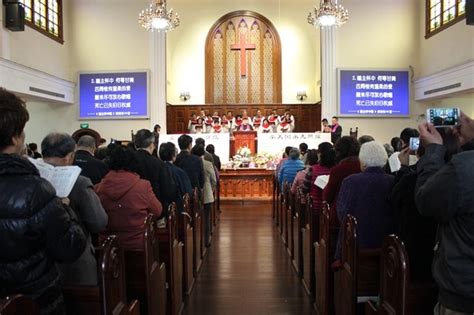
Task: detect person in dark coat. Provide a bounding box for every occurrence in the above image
[416,117,474,314]
[175,134,204,189]
[134,129,177,218]
[159,142,193,212]
[73,135,109,185]
[330,116,342,144]
[42,133,108,286]
[0,88,86,314]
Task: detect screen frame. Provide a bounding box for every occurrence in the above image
[76,69,151,120]
[337,67,411,118]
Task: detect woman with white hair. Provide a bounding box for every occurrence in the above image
[332,141,396,264]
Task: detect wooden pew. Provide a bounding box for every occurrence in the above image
[157,203,184,315]
[302,194,314,296]
[179,193,195,296]
[334,215,381,315]
[365,235,437,315]
[191,188,203,275]
[123,214,167,315]
[314,202,337,315]
[281,181,290,247]
[291,189,302,276]
[272,172,277,222]
[279,180,285,236]
[0,295,39,315]
[63,235,140,315]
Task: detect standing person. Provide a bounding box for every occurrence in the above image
[74,135,109,185]
[188,113,198,134]
[175,134,204,189]
[159,142,193,211]
[278,148,305,190]
[152,124,161,156]
[323,136,361,226]
[415,113,474,314]
[259,118,273,133]
[321,118,331,133]
[299,143,308,164]
[0,88,86,314]
[95,145,162,249]
[253,110,263,129]
[41,133,108,286]
[334,142,395,261]
[192,144,216,247]
[331,116,342,144]
[28,142,42,159]
[268,109,280,133]
[387,128,419,173]
[134,129,177,218]
[206,144,221,170]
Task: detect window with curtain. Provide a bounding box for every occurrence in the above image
[427,0,466,38]
[19,0,63,43]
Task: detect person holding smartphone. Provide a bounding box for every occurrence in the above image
[415,111,474,314]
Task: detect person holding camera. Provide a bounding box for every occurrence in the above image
[415,111,474,315]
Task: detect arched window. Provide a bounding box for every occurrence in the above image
[19,0,63,43]
[426,0,466,38]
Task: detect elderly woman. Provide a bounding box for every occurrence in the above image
[279,147,305,191]
[334,141,395,261]
[292,149,317,199]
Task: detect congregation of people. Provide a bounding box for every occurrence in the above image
[0,88,221,314]
[276,114,474,314]
[1,83,474,314]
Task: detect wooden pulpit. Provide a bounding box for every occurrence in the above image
[231,131,257,157]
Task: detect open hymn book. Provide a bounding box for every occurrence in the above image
[29,158,81,198]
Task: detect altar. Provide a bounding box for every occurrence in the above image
[219,168,274,201]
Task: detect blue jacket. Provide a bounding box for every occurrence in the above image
[279,158,304,189]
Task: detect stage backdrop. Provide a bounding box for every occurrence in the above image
[258,133,331,157]
[205,10,282,104]
[160,133,230,163]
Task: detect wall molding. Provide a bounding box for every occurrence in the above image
[0,57,75,104]
[414,60,474,100]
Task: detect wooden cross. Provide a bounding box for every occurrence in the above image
[231,33,256,77]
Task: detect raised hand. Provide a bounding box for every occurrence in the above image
[418,123,443,147]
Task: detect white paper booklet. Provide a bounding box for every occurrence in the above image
[315,175,330,190]
[29,158,81,198]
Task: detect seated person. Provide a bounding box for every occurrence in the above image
[293,149,317,203]
[233,114,243,131]
[387,128,419,173]
[278,148,305,190]
[95,145,162,249]
[41,133,108,285]
[204,114,214,133]
[0,88,86,313]
[194,117,204,134]
[334,141,395,261]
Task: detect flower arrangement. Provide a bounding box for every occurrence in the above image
[229,151,280,169]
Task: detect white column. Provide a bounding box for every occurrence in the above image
[320,26,337,120]
[149,31,167,133]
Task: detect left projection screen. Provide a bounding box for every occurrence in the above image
[78,71,149,119]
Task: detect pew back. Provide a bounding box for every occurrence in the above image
[334,215,380,315]
[181,193,195,295]
[314,202,331,315]
[0,295,39,315]
[366,235,437,315]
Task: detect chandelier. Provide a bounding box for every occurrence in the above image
[139,0,180,31]
[308,0,349,27]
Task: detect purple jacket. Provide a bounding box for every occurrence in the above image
[335,167,395,259]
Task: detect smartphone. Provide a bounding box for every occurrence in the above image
[426,107,460,128]
[409,137,419,151]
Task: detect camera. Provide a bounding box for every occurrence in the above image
[426,107,460,128]
[409,137,419,151]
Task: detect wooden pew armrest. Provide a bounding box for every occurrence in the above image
[128,300,140,315]
[365,300,379,315]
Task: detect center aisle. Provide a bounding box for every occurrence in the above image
[183,201,314,314]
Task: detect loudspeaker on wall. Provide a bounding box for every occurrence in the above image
[5,2,25,32]
[467,0,474,25]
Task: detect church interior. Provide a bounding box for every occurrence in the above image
[1,0,474,314]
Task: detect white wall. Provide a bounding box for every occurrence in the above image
[0,0,72,80]
[418,10,474,77]
[335,0,422,144]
